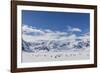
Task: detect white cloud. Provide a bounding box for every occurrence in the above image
[72,28,81,32]
[67,26,82,32]
[78,32,90,42]
[22,25,45,35]
[44,29,53,33]
[22,25,69,42]
[22,25,89,43]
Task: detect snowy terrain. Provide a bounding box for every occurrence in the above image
[22,25,90,62]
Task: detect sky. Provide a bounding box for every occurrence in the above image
[22,10,90,36]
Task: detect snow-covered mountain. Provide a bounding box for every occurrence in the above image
[22,38,90,53]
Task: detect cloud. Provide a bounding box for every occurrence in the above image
[22,25,45,35]
[22,24,68,36]
[44,29,53,33]
[71,28,81,32]
[22,25,69,42]
[78,32,90,41]
[22,25,89,42]
[67,26,82,32]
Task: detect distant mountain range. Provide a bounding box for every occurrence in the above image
[22,38,90,53]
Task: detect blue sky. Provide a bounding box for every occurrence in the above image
[22,10,90,36]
